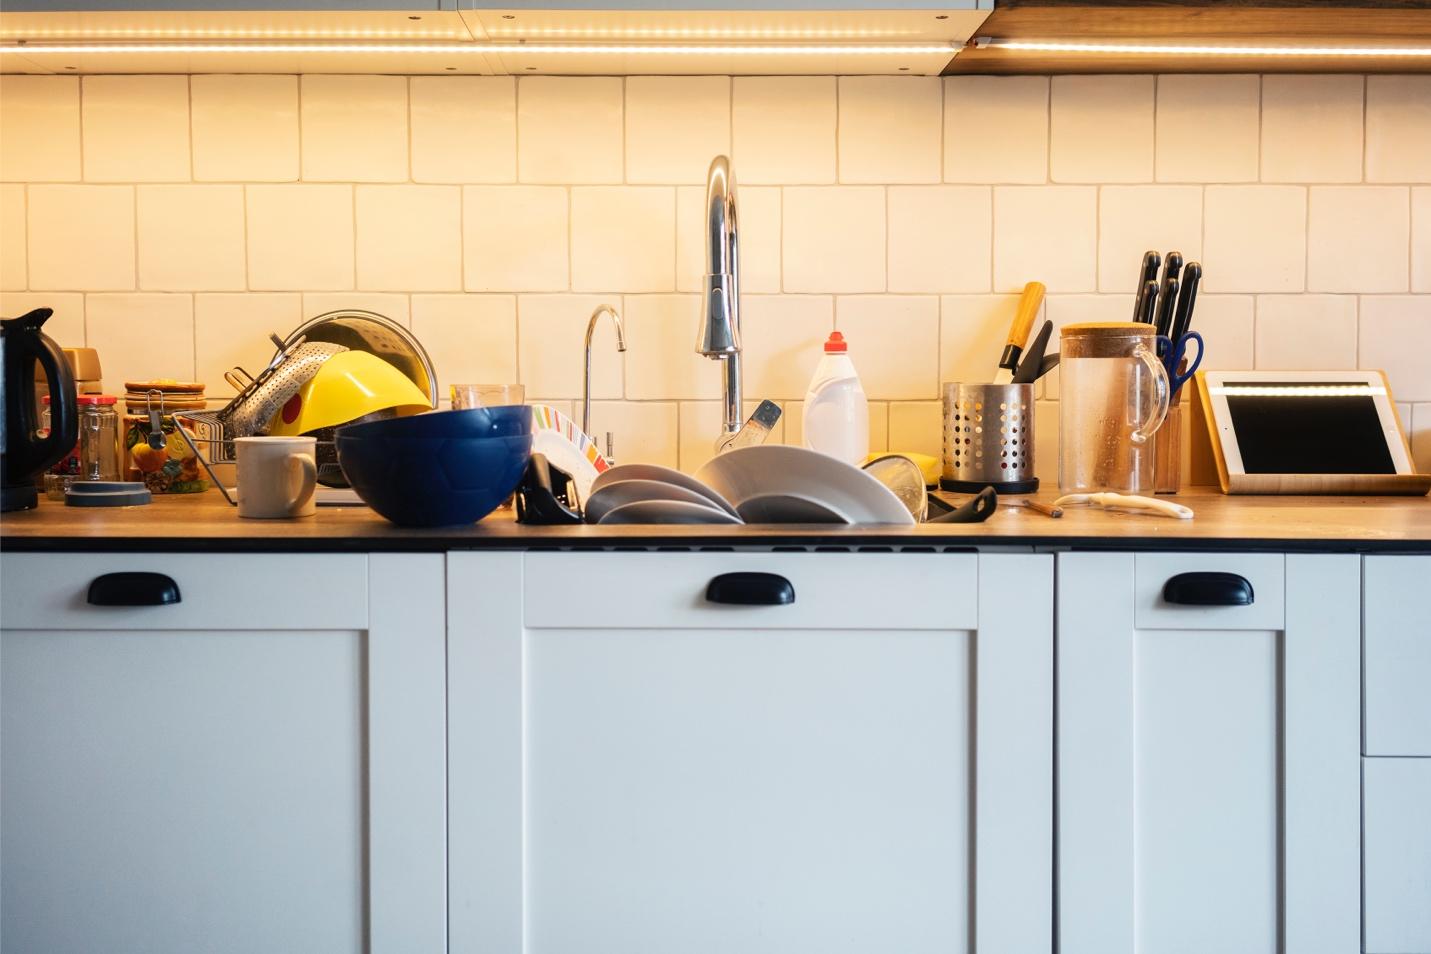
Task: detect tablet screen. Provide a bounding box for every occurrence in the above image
[1222,382,1396,474]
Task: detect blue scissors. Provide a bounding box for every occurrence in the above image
[1156,330,1203,398]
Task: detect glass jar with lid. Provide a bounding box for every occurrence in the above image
[42,394,122,499]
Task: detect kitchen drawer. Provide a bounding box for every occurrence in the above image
[521,552,978,631]
[1364,556,1431,756]
[0,553,368,631]
[1134,553,1284,631]
[1364,757,1431,954]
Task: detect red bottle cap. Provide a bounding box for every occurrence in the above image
[824,331,848,353]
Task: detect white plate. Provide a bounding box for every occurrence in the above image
[584,478,730,524]
[598,499,744,526]
[590,462,738,517]
[735,492,852,525]
[695,444,914,526]
[532,429,601,507]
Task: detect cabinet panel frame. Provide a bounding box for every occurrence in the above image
[448,550,1053,953]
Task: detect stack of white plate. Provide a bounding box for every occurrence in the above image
[584,446,914,526]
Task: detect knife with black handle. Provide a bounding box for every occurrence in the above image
[1154,275,1180,337]
[1137,280,1159,326]
[1132,250,1161,322]
[1170,262,1201,342]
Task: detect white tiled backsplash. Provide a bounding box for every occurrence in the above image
[1,72,1429,476]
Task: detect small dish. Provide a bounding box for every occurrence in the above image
[590,462,739,517]
[584,478,728,524]
[597,499,744,525]
[735,492,851,524]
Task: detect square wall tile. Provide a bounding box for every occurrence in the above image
[0,76,80,182]
[1366,76,1431,183]
[85,294,194,395]
[246,185,354,291]
[518,77,623,184]
[782,187,885,293]
[1308,186,1409,294]
[27,185,134,291]
[517,294,623,400]
[1097,186,1203,292]
[82,76,189,183]
[1414,188,1431,293]
[944,76,1048,184]
[1254,295,1357,370]
[888,186,991,293]
[300,76,408,183]
[0,186,25,290]
[739,294,833,400]
[1203,186,1307,293]
[993,186,1097,293]
[939,294,1020,387]
[1361,296,1431,402]
[571,187,675,293]
[410,294,518,396]
[679,400,784,473]
[626,77,730,185]
[732,77,836,185]
[411,77,515,184]
[1261,76,1363,183]
[1050,75,1154,183]
[1155,75,1259,183]
[835,296,939,400]
[0,292,85,347]
[463,186,567,293]
[887,401,942,459]
[581,400,678,469]
[195,293,302,395]
[676,184,779,294]
[137,185,246,291]
[191,75,298,182]
[622,294,721,401]
[356,185,462,292]
[838,76,941,184]
[1185,295,1254,371]
[301,292,408,327]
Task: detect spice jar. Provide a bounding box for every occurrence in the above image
[123,381,209,494]
[41,394,122,499]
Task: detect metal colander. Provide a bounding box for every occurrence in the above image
[940,382,1039,494]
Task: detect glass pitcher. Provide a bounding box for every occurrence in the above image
[1058,322,1170,493]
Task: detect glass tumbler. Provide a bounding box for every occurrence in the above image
[1058,322,1170,493]
[450,384,525,410]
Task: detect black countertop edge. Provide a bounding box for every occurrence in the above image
[4,536,1429,555]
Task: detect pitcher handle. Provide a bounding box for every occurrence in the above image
[1130,339,1170,446]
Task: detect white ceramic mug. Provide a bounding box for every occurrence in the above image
[235,436,317,519]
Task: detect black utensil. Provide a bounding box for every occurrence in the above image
[1170,262,1201,343]
[1013,319,1054,384]
[926,485,998,524]
[1132,251,1160,321]
[1036,353,1060,379]
[1137,280,1159,325]
[1154,275,1180,337]
[1160,250,1183,290]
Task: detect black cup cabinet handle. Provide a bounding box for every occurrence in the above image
[87,572,182,607]
[1162,572,1254,607]
[705,572,795,607]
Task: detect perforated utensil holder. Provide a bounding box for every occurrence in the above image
[941,382,1038,494]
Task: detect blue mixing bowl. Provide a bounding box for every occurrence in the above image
[338,405,532,442]
[336,431,533,527]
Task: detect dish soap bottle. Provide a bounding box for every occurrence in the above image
[802,331,869,466]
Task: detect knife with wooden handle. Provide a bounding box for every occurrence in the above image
[996,281,1045,384]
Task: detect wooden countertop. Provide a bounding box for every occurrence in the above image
[3,487,1429,553]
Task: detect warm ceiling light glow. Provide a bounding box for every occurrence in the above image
[1,40,956,55]
[979,38,1431,57]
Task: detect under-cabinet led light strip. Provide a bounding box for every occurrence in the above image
[978,38,1431,57]
[1211,385,1388,397]
[1,40,957,56]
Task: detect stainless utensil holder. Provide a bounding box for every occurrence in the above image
[941,382,1039,494]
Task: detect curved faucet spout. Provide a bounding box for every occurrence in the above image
[583,303,626,439]
[695,155,743,446]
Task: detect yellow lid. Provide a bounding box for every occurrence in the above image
[267,350,433,436]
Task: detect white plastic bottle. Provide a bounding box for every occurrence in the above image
[801,331,869,466]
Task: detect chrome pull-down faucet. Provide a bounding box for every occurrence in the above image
[695,155,743,452]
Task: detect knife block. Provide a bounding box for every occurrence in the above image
[1152,403,1183,494]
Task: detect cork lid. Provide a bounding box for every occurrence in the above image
[1060,321,1156,338]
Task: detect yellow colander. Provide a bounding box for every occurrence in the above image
[267,350,433,437]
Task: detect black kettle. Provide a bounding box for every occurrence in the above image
[2,308,78,512]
